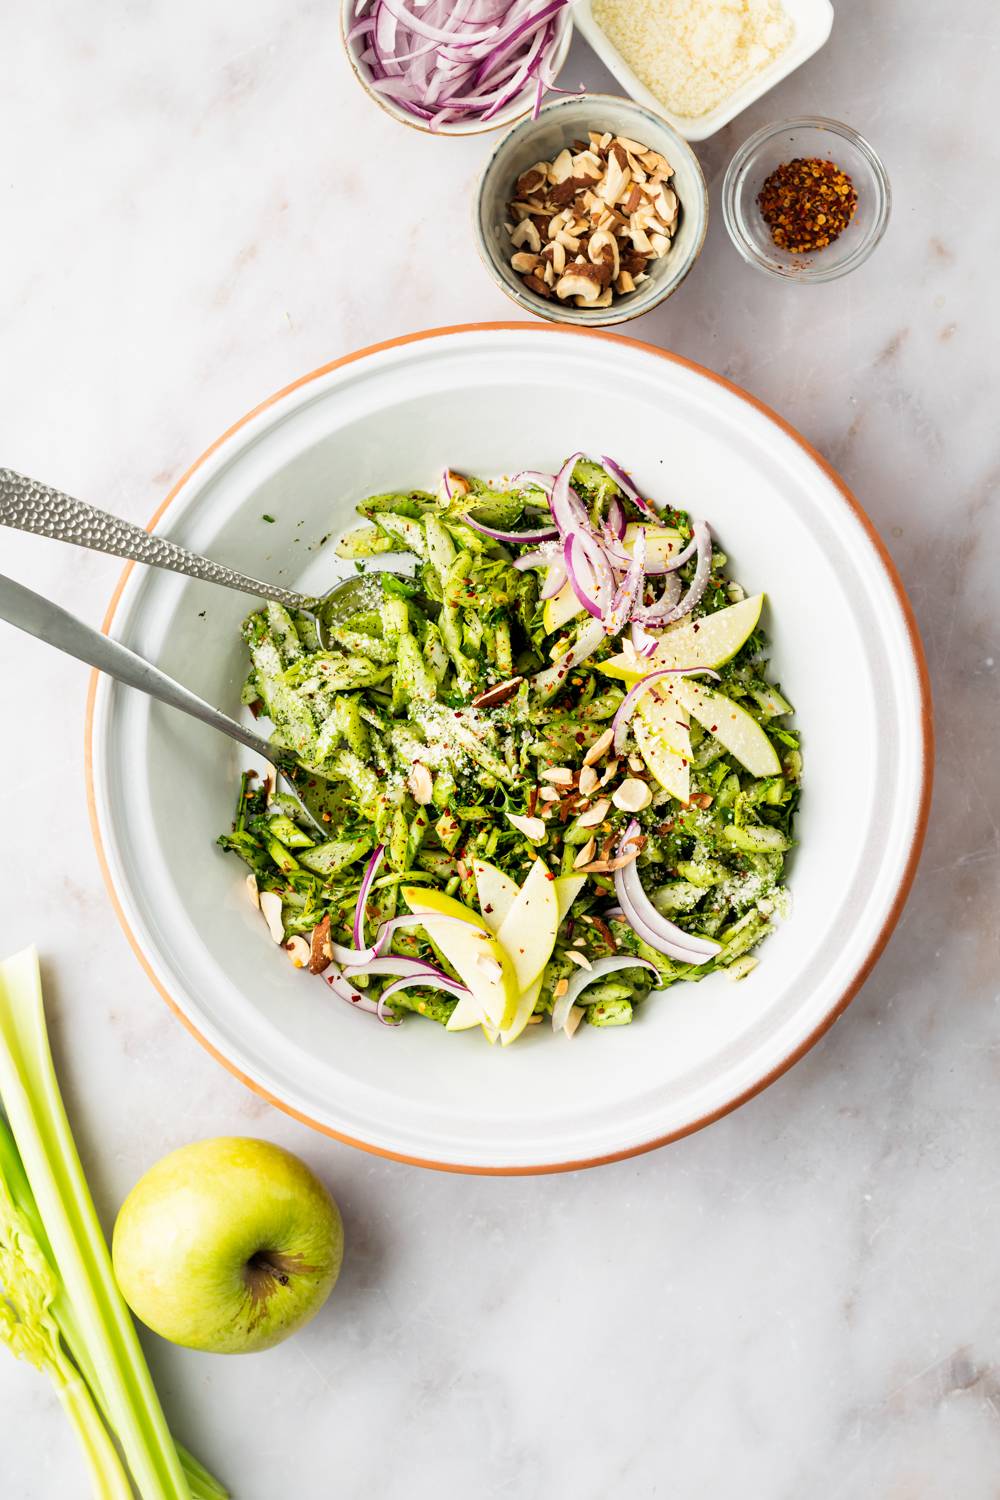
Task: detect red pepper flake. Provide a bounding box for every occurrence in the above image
[758,157,858,254]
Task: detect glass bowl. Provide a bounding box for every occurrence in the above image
[722,117,891,282]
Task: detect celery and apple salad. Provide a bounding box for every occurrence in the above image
[218,454,801,1044]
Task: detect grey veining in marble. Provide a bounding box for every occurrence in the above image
[1,1,999,1495]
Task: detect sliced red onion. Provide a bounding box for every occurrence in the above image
[463,514,558,544]
[353,843,385,950]
[604,524,645,634]
[598,455,668,526]
[324,970,381,1013]
[332,909,470,970]
[511,542,565,598]
[549,452,592,537]
[551,954,661,1032]
[512,543,558,571]
[611,666,720,755]
[630,620,661,657]
[376,996,405,1026]
[541,556,568,599]
[614,821,721,963]
[351,0,571,131]
[374,911,467,955]
[632,521,712,626]
[469,0,566,80]
[377,0,499,46]
[479,17,549,120]
[330,937,377,967]
[343,955,451,980]
[565,532,613,620]
[607,498,626,540]
[659,532,699,572]
[342,955,461,1027]
[511,469,555,494]
[645,572,681,615]
[379,974,472,1006]
[600,531,691,577]
[441,467,454,499]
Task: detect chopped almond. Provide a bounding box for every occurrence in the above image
[573,837,597,868]
[522,272,551,299]
[505,128,680,310]
[308,916,333,974]
[583,728,614,765]
[577,797,611,828]
[285,935,311,969]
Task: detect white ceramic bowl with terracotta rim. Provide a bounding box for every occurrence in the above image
[86,323,932,1174]
[339,0,574,138]
[475,94,708,326]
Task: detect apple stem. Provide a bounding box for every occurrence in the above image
[244,1250,296,1304]
[254,1258,289,1286]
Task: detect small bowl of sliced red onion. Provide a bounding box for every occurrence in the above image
[341,0,576,137]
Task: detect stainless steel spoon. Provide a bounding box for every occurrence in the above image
[0,571,325,834]
[0,466,392,634]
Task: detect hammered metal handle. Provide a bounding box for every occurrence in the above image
[0,467,310,610]
[0,568,325,832]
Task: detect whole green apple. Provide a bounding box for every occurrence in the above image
[112,1137,343,1354]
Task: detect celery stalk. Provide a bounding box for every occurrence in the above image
[0,947,191,1499]
[0,1162,134,1499]
[0,1115,226,1500]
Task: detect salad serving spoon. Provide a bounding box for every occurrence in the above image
[0,467,398,635]
[0,571,326,834]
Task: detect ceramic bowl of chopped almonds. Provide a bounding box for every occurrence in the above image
[475,95,708,326]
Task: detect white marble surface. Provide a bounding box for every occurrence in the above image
[1,2,998,1495]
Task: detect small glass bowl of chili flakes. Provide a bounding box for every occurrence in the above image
[722,117,890,282]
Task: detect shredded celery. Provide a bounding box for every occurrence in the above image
[219,459,801,1031]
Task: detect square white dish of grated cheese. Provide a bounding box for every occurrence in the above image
[574,0,834,142]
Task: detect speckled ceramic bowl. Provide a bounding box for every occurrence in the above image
[475,95,708,326]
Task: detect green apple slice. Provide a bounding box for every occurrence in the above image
[671,679,782,777]
[543,523,683,633]
[634,688,691,804]
[401,885,490,932]
[401,886,520,1031]
[552,873,586,916]
[496,860,559,994]
[499,871,586,1046]
[472,859,520,934]
[447,990,487,1032]
[599,593,764,683]
[496,975,542,1047]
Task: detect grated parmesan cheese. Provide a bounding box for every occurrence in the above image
[591,0,794,119]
